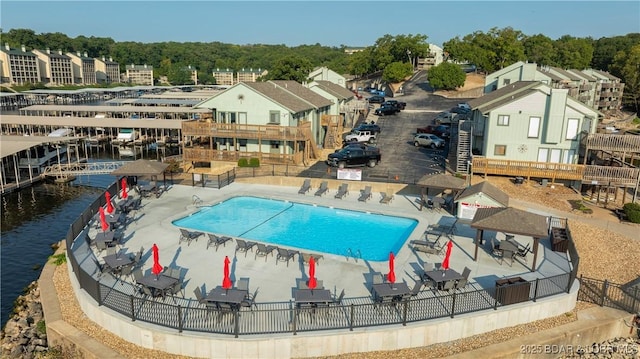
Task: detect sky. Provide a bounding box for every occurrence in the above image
[2,1,639,48]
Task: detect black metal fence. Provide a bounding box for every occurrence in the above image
[578,276,640,314]
[62,186,579,337]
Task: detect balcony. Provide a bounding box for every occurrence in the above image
[183,148,302,165]
[182,121,311,142]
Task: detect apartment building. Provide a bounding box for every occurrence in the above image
[186,65,198,85]
[212,68,234,86]
[0,44,41,85]
[95,57,120,84]
[236,68,267,83]
[31,49,73,85]
[484,61,625,114]
[66,52,97,85]
[416,44,444,70]
[126,64,154,85]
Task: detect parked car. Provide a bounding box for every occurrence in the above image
[413,133,445,148]
[344,129,377,143]
[374,105,397,116]
[450,106,470,114]
[354,123,381,134]
[434,111,456,124]
[416,124,450,139]
[382,100,406,111]
[368,95,385,104]
[327,143,381,168]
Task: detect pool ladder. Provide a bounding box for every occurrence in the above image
[192,195,203,207]
[346,248,362,262]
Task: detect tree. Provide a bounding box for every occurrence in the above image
[167,66,193,85]
[428,62,466,90]
[523,34,555,66]
[444,27,525,73]
[263,55,313,82]
[612,44,640,113]
[592,33,640,73]
[382,62,412,83]
[553,35,594,69]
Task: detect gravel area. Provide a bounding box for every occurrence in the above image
[52,176,639,359]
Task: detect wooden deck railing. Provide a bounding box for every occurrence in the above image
[471,157,640,185]
[584,133,640,153]
[182,121,310,141]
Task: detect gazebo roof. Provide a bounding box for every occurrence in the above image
[470,207,549,238]
[416,173,466,190]
[110,159,169,177]
[456,181,509,207]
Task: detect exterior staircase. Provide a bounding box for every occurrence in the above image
[449,120,472,173]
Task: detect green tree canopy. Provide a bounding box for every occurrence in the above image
[444,27,525,73]
[263,55,314,82]
[523,34,556,66]
[553,35,594,69]
[428,62,466,90]
[612,44,640,112]
[382,62,413,83]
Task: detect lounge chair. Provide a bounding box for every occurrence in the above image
[413,240,445,255]
[255,243,276,261]
[235,239,257,257]
[314,181,329,196]
[298,179,312,194]
[276,247,298,266]
[380,191,394,204]
[358,186,372,202]
[207,233,232,251]
[334,183,349,199]
[179,228,204,246]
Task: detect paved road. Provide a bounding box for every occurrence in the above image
[303,71,474,183]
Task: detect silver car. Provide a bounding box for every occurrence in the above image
[413,133,445,148]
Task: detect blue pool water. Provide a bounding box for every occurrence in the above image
[172,196,418,261]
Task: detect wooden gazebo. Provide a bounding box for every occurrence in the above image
[416,173,467,210]
[470,207,549,272]
[111,159,170,187]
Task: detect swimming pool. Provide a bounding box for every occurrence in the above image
[172,196,418,261]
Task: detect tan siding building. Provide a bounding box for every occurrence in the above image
[0,44,40,85]
[32,49,74,85]
[95,57,120,84]
[126,64,154,85]
[66,52,97,85]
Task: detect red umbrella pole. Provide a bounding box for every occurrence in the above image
[387,252,396,284]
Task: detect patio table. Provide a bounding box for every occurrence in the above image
[293,289,332,306]
[205,286,247,309]
[371,282,410,302]
[94,231,115,247]
[423,269,464,290]
[102,252,133,271]
[137,273,178,297]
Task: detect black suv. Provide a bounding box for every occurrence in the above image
[374,105,397,116]
[367,95,385,104]
[382,100,406,111]
[354,123,381,134]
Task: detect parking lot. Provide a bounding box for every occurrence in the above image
[305,71,473,184]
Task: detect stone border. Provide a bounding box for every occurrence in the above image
[39,241,124,359]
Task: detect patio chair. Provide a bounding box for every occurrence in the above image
[410,281,423,296]
[255,243,276,261]
[297,279,309,290]
[461,266,471,281]
[358,186,372,202]
[141,285,155,301]
[235,239,257,257]
[298,179,312,194]
[276,247,298,266]
[193,287,207,305]
[132,268,144,284]
[236,278,250,292]
[455,277,468,291]
[334,289,345,305]
[314,181,329,196]
[441,280,455,292]
[168,281,184,299]
[514,242,532,262]
[106,246,117,257]
[372,273,384,285]
[207,233,232,251]
[96,240,108,254]
[93,258,110,279]
[179,228,204,246]
[490,238,504,259]
[166,267,181,279]
[119,263,134,283]
[380,191,394,204]
[241,290,258,310]
[131,247,144,267]
[334,183,349,199]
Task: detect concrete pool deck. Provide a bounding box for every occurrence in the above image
[66,180,577,358]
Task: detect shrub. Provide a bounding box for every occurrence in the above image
[248,158,260,167]
[237,158,249,167]
[49,253,66,266]
[623,202,640,223]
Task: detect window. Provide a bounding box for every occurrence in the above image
[528,117,541,138]
[497,115,509,126]
[238,139,247,147]
[549,149,562,163]
[270,141,280,149]
[269,111,280,124]
[566,118,579,140]
[562,149,576,164]
[494,145,507,156]
[537,148,548,162]
[503,79,511,86]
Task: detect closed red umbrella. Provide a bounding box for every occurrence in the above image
[308,256,317,290]
[105,191,114,214]
[121,177,128,199]
[152,243,163,276]
[387,252,396,284]
[222,256,232,289]
[442,240,453,271]
[98,207,109,232]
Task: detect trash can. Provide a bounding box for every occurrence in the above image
[541,179,549,187]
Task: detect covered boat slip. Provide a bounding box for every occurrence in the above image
[17,104,209,119]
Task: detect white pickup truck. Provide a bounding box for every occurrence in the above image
[344,129,377,143]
